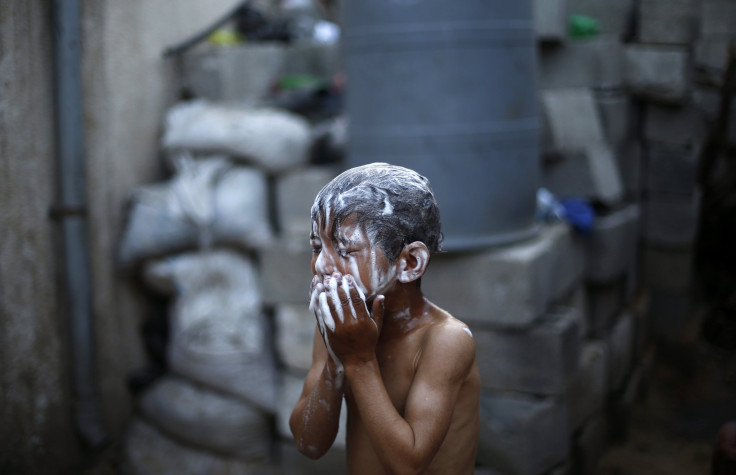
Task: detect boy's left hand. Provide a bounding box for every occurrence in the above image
[314,273,385,365]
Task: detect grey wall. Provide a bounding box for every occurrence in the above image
[0,0,249,470]
[0,2,79,472]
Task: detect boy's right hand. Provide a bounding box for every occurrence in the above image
[309,273,385,366]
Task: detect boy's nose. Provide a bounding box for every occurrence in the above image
[314,249,336,276]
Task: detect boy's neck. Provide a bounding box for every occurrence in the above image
[379,283,431,338]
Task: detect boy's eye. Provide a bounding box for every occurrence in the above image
[338,249,351,258]
[311,246,322,254]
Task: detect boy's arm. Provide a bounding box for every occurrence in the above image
[344,325,476,474]
[288,327,345,459]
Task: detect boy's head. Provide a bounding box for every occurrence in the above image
[311,163,443,263]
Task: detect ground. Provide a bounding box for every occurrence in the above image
[598,325,736,475]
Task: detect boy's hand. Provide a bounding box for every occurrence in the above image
[310,273,385,365]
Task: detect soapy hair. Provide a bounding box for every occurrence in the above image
[311,162,443,262]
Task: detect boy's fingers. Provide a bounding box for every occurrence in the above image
[319,292,336,332]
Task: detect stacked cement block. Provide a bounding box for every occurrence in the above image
[532,1,655,473]
[628,0,725,347]
[424,224,587,475]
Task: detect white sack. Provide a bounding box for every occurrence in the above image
[162,100,312,173]
[143,250,277,413]
[121,418,276,475]
[139,376,271,460]
[119,156,272,266]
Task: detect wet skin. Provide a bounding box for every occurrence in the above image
[290,215,481,474]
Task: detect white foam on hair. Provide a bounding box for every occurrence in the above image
[323,193,334,226]
[381,194,393,215]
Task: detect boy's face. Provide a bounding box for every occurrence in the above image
[310,213,399,301]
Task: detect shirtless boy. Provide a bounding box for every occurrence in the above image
[290,163,480,474]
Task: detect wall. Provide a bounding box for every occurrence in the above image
[0,0,250,471]
[0,2,78,472]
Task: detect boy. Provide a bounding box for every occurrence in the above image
[290,163,480,474]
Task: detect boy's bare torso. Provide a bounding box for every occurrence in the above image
[337,304,480,474]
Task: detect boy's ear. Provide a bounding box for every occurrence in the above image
[398,241,430,283]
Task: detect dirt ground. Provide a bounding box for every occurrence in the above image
[597,333,736,475]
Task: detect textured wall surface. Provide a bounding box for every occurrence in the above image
[0,0,246,471]
[0,1,77,472]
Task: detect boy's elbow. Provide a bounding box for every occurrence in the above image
[294,438,328,460]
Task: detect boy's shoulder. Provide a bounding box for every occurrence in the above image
[421,303,476,359]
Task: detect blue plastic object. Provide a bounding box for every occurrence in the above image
[560,198,595,236]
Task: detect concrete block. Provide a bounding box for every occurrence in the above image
[701,1,736,37]
[275,166,338,242]
[692,88,736,147]
[648,289,696,344]
[606,312,636,392]
[568,0,635,35]
[181,43,340,103]
[423,224,585,328]
[539,36,624,90]
[542,88,605,150]
[567,341,609,432]
[643,245,694,291]
[586,204,640,283]
[473,308,582,395]
[275,304,315,372]
[586,277,626,338]
[552,286,589,339]
[595,91,634,146]
[260,240,313,305]
[279,440,346,475]
[542,143,624,205]
[624,45,690,104]
[617,141,643,200]
[644,103,707,147]
[638,0,697,45]
[534,0,569,42]
[695,37,734,70]
[278,371,348,448]
[477,393,569,475]
[644,143,700,195]
[573,412,609,475]
[643,190,701,248]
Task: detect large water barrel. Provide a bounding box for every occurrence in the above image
[342,0,540,250]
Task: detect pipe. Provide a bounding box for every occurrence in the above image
[52,0,109,449]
